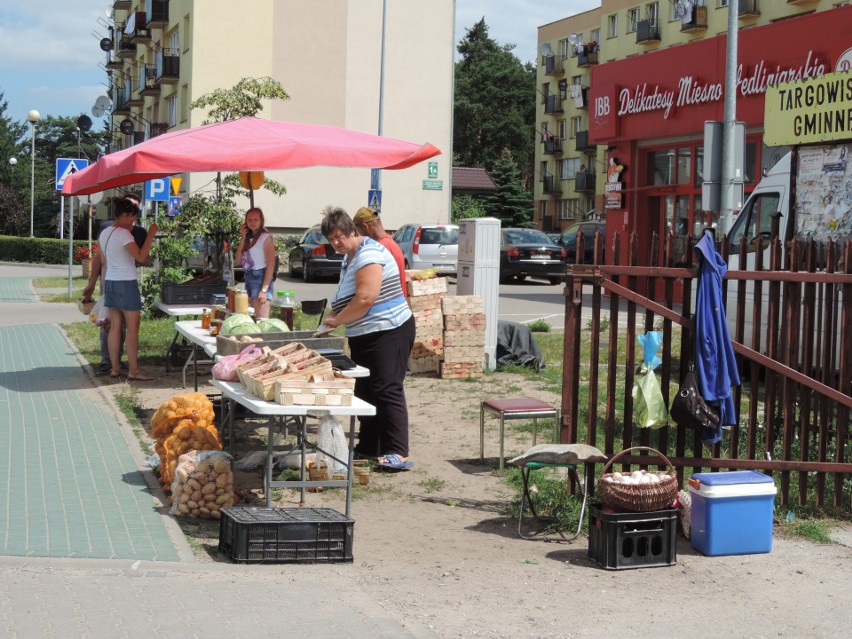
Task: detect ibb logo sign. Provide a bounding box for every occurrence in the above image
[835,47,852,72]
[595,96,611,117]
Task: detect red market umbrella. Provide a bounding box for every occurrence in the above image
[61,117,441,196]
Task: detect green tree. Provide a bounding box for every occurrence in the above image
[483,151,533,228]
[454,19,536,185]
[451,194,487,223]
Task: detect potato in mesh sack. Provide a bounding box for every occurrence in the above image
[169,450,235,519]
[151,392,215,439]
[158,423,223,489]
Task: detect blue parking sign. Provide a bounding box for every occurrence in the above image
[168,196,182,216]
[145,178,169,201]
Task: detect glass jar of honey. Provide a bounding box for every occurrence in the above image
[200,309,211,330]
[209,319,222,336]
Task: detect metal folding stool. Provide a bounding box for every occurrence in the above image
[480,398,559,471]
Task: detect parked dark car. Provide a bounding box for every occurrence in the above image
[499,228,567,285]
[287,224,343,282]
[557,220,606,264]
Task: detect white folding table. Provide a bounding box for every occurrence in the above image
[174,320,217,390]
[211,379,376,516]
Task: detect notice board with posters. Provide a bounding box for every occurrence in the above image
[795,143,852,241]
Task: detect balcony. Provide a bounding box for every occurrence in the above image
[543,55,564,76]
[636,19,660,44]
[575,171,596,193]
[575,130,595,152]
[577,50,598,67]
[138,64,159,97]
[738,0,759,18]
[127,12,150,45]
[146,0,169,29]
[150,122,170,138]
[543,95,563,115]
[542,175,561,195]
[542,137,563,155]
[113,0,131,10]
[111,86,130,116]
[105,53,123,70]
[568,85,588,109]
[115,33,136,59]
[132,131,147,146]
[680,6,708,33]
[156,48,180,84]
[127,76,144,107]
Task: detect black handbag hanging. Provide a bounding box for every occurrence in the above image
[670,366,720,432]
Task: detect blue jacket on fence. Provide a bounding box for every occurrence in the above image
[694,233,741,444]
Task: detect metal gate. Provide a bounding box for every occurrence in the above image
[560,224,852,509]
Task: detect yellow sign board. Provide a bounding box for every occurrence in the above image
[170,177,182,196]
[764,71,852,147]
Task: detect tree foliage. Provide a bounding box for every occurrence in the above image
[453,20,536,185]
[190,76,290,124]
[482,151,534,228]
[451,194,487,224]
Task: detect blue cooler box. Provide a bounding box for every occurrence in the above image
[689,470,776,556]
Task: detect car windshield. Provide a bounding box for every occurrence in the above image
[420,228,458,244]
[303,229,330,245]
[504,229,554,245]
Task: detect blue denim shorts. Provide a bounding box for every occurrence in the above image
[244,268,273,300]
[104,279,142,311]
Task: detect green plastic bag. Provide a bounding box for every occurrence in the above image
[632,331,668,428]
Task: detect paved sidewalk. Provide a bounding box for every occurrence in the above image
[0,263,419,638]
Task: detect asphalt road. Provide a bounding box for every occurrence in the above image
[276,273,570,329]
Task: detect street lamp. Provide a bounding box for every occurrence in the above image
[7,157,16,183]
[27,109,40,237]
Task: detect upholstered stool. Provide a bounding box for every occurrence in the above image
[480,398,559,471]
[509,443,607,541]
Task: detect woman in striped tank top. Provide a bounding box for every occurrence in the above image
[319,206,416,470]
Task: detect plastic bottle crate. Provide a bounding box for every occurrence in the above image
[587,503,677,570]
[219,507,354,564]
[161,282,226,305]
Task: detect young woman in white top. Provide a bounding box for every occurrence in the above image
[235,207,276,318]
[100,197,158,380]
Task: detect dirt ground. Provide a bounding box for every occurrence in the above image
[102,364,852,639]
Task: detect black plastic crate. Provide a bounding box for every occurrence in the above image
[161,281,226,305]
[588,503,677,570]
[219,507,354,564]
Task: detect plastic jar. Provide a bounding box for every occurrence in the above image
[235,289,249,314]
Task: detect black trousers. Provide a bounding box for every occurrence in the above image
[348,315,416,458]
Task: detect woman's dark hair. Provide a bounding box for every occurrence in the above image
[114,197,138,217]
[320,206,355,238]
[242,207,268,250]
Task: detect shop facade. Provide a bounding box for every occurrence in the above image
[587,6,852,270]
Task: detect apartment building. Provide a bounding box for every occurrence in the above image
[103,0,454,232]
[536,0,851,267]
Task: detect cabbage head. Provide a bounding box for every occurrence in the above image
[256,318,290,333]
[221,313,255,335]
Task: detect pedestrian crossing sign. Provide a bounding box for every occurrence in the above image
[368,189,382,212]
[55,158,89,191]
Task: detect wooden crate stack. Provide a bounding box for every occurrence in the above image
[440,295,485,379]
[406,276,449,374]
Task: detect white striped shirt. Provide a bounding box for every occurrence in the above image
[331,237,411,337]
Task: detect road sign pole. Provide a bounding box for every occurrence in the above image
[59,197,65,240]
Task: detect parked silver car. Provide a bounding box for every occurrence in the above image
[392,223,459,275]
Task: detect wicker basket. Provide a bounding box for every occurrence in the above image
[596,446,679,512]
[77,299,96,315]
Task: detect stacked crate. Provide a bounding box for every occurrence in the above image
[440,295,485,379]
[406,276,449,374]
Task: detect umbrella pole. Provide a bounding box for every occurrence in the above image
[249,186,255,208]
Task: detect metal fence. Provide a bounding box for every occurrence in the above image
[560,223,851,510]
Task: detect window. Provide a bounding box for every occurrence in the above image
[167,94,177,127]
[718,0,728,6]
[180,84,188,123]
[559,38,570,58]
[561,157,581,180]
[571,116,581,137]
[168,28,179,53]
[541,122,549,140]
[628,8,640,32]
[727,191,780,248]
[540,161,549,179]
[558,119,567,139]
[607,14,617,38]
[559,199,584,220]
[571,74,582,87]
[647,2,659,27]
[591,28,601,44]
[540,200,548,218]
[542,82,551,101]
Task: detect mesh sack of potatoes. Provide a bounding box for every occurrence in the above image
[169,450,235,519]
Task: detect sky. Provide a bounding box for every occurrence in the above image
[0,1,598,126]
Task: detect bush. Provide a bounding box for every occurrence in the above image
[0,235,91,264]
[528,319,551,333]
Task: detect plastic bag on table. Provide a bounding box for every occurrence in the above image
[169,450,235,519]
[632,331,668,428]
[212,344,262,381]
[316,415,348,479]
